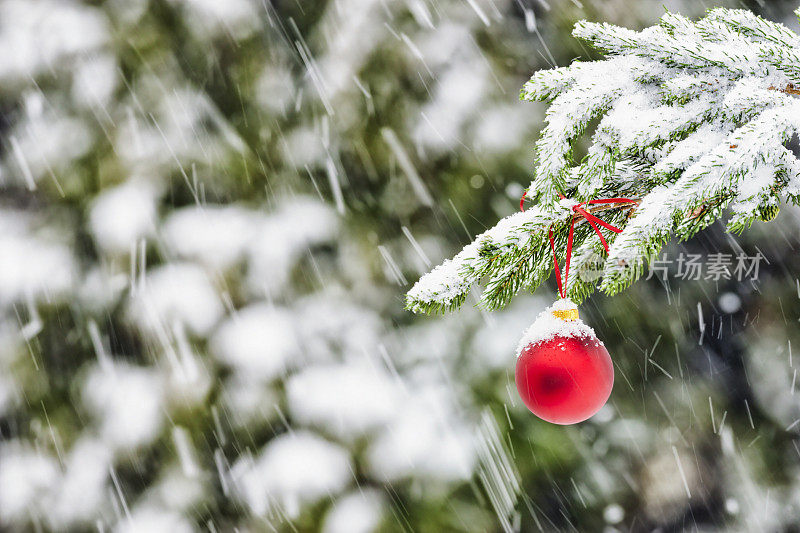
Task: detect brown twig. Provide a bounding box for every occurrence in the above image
[572,199,641,228]
[769,84,800,96]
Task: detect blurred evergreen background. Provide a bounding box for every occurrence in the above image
[1,0,800,531]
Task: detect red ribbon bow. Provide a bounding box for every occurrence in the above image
[520,193,637,299]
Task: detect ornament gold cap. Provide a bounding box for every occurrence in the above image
[552,308,579,321]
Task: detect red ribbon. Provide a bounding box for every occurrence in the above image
[520,193,637,299]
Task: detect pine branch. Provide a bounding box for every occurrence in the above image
[408,7,800,314]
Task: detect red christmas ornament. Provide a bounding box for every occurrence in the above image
[512,193,631,424]
[515,301,613,424]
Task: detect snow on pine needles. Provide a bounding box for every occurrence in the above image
[408,7,800,314]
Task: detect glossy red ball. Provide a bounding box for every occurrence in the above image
[515,334,613,424]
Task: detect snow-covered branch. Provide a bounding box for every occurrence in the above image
[408,7,800,313]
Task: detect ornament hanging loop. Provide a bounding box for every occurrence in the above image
[521,194,637,299]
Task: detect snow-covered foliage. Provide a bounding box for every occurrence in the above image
[3,0,800,531]
[0,0,524,529]
[408,7,800,313]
